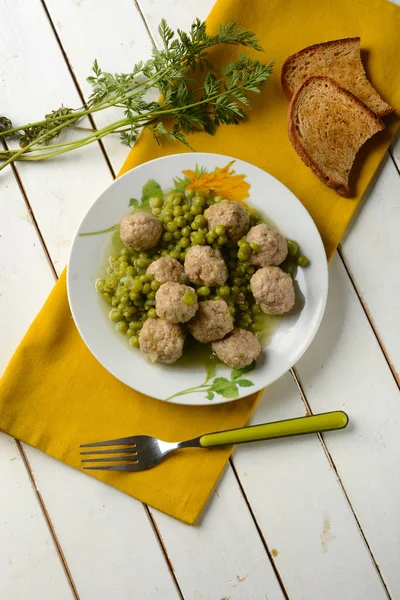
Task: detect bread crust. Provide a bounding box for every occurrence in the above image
[288,76,384,197]
[281,38,394,117]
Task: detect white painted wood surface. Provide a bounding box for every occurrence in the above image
[1,1,399,598]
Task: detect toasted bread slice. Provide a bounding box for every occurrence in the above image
[288,76,384,197]
[282,38,394,117]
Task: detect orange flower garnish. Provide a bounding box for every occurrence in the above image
[182,161,250,203]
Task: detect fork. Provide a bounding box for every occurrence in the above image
[80,410,348,472]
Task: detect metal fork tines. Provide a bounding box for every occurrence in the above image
[80,434,188,472]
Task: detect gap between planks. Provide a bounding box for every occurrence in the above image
[289,368,392,600]
[8,2,399,597]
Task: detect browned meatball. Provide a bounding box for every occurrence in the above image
[204,200,249,242]
[184,245,228,287]
[155,282,198,324]
[139,318,185,364]
[120,212,162,251]
[188,300,233,343]
[212,328,261,369]
[250,266,295,315]
[147,256,184,283]
[246,224,288,267]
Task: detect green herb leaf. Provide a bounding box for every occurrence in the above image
[231,361,256,380]
[173,175,191,192]
[129,197,139,207]
[235,379,254,388]
[141,179,162,208]
[206,391,215,400]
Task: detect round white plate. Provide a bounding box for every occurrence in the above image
[67,152,328,405]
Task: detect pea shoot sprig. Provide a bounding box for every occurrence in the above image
[0,19,273,171]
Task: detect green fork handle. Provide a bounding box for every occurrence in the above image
[199,411,349,448]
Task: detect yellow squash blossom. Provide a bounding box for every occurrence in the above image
[182,161,250,203]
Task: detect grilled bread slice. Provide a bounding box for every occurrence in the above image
[282,38,393,117]
[288,76,384,197]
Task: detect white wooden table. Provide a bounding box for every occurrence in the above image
[1,1,400,599]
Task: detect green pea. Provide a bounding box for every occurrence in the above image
[123,307,136,318]
[173,206,183,217]
[163,216,173,225]
[147,291,156,301]
[116,320,128,333]
[109,309,123,322]
[233,277,244,286]
[173,230,182,241]
[185,188,196,199]
[165,221,177,232]
[135,258,149,269]
[182,204,191,213]
[205,233,215,245]
[207,229,217,241]
[251,303,261,314]
[190,204,203,216]
[193,195,206,206]
[105,266,114,275]
[150,196,163,209]
[194,214,207,226]
[182,291,197,306]
[213,295,223,301]
[253,313,264,323]
[197,286,211,296]
[231,285,240,295]
[131,321,143,330]
[181,226,191,237]
[151,280,161,291]
[139,275,150,283]
[287,240,299,257]
[152,207,161,216]
[131,280,142,293]
[147,308,157,318]
[126,266,135,277]
[170,250,180,260]
[214,195,224,203]
[297,255,309,267]
[111,297,119,307]
[179,237,190,248]
[95,278,105,292]
[218,235,228,245]
[105,276,118,289]
[172,196,182,206]
[120,294,130,305]
[246,265,255,275]
[249,242,261,253]
[160,249,168,257]
[251,322,263,333]
[185,213,194,223]
[191,221,200,230]
[180,251,186,261]
[237,250,250,261]
[102,292,112,304]
[109,254,119,262]
[176,216,186,228]
[163,232,173,242]
[229,306,236,315]
[129,335,140,348]
[192,233,205,245]
[142,283,151,294]
[141,313,149,321]
[219,286,230,297]
[215,224,226,236]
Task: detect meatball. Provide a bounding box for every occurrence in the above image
[188,300,233,343]
[204,200,249,242]
[246,224,288,267]
[212,328,261,369]
[139,318,185,364]
[147,256,184,283]
[250,266,295,315]
[155,282,198,324]
[184,245,228,287]
[120,212,162,251]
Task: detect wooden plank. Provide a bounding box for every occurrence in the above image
[0,167,75,599]
[231,369,388,600]
[150,467,286,600]
[296,253,400,597]
[341,153,400,381]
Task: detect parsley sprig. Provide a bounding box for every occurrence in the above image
[0,19,273,171]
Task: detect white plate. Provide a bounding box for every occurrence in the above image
[67,152,328,405]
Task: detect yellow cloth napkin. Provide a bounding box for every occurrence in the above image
[0,0,399,525]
